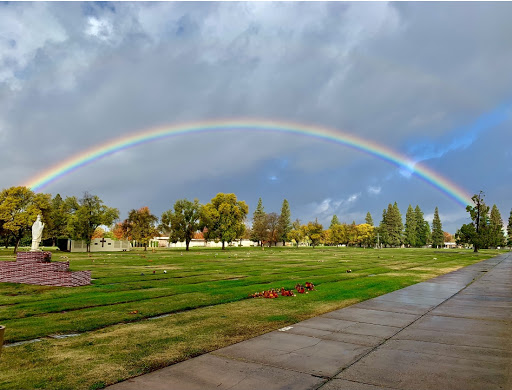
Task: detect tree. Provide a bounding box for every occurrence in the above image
[330,214,341,228]
[305,219,323,248]
[277,199,291,246]
[459,192,490,252]
[201,193,248,250]
[404,205,417,247]
[414,205,430,247]
[380,203,403,247]
[66,192,119,252]
[287,219,304,247]
[92,227,105,239]
[357,223,375,248]
[122,207,158,251]
[508,209,512,247]
[328,223,347,246]
[443,231,453,243]
[266,212,280,246]
[0,186,51,253]
[431,207,444,248]
[251,198,267,247]
[160,199,201,251]
[489,204,506,248]
[45,194,70,246]
[365,212,374,226]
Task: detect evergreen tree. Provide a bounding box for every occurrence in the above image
[389,202,404,247]
[489,204,505,247]
[431,207,444,248]
[251,198,267,246]
[414,205,429,247]
[330,214,341,228]
[277,199,291,245]
[365,212,373,226]
[404,205,417,247]
[508,209,512,247]
[379,208,389,247]
[381,203,403,247]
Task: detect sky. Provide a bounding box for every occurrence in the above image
[1,1,512,234]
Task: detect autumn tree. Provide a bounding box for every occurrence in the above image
[489,204,506,248]
[305,219,323,248]
[66,192,119,252]
[443,231,453,243]
[251,198,267,246]
[277,199,291,246]
[91,227,105,239]
[121,207,158,251]
[160,199,202,251]
[357,223,375,247]
[201,193,248,250]
[327,223,345,246]
[0,186,51,253]
[287,219,304,247]
[431,207,444,248]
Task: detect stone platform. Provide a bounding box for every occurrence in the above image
[108,252,512,390]
[0,251,91,287]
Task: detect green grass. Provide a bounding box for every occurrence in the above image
[0,246,503,389]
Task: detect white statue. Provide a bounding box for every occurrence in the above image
[31,215,45,252]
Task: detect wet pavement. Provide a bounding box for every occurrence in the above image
[108,253,512,390]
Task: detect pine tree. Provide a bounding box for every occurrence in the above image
[381,203,403,247]
[489,204,505,247]
[389,202,403,247]
[431,207,444,248]
[278,199,291,245]
[507,209,512,247]
[251,198,267,246]
[404,205,417,247]
[379,207,389,247]
[365,212,373,226]
[330,214,341,228]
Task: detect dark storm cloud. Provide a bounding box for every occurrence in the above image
[1,2,511,233]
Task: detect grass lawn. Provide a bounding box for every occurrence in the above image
[0,246,503,389]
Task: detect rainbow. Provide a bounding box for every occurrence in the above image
[23,119,473,206]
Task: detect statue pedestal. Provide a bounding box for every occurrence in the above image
[17,251,52,262]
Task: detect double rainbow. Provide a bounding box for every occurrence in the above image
[23,119,473,206]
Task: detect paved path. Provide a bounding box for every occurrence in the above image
[108,253,512,390]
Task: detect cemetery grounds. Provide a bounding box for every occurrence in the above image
[0,246,503,390]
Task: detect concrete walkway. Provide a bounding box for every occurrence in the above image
[108,253,512,390]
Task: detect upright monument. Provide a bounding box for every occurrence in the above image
[30,215,45,252]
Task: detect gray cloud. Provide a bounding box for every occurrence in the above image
[1,2,512,234]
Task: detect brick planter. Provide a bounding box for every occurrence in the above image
[0,252,91,287]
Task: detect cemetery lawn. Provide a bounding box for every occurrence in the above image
[0,246,503,390]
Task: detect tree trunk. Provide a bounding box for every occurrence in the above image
[13,238,20,254]
[222,240,225,250]
[144,244,147,251]
[186,238,190,251]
